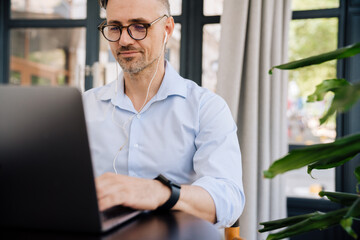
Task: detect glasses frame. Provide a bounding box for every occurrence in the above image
[98,15,169,42]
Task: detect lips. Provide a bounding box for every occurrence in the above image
[117,47,143,58]
[118,51,140,57]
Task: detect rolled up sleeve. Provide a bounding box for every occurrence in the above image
[192,93,245,228]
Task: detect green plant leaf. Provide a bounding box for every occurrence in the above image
[269,42,360,75]
[340,217,358,239]
[355,166,360,183]
[319,82,360,124]
[264,134,360,179]
[264,208,349,240]
[344,198,360,219]
[356,166,360,193]
[259,212,319,232]
[319,191,360,206]
[307,156,354,175]
[307,78,349,102]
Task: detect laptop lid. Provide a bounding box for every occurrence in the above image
[0,86,102,233]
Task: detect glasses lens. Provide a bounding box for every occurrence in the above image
[103,26,120,41]
[128,24,147,40]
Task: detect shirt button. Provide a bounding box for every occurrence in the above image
[134,144,139,148]
[136,114,141,119]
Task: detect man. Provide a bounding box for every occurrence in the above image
[83,0,245,228]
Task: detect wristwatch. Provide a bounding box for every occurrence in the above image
[154,174,181,211]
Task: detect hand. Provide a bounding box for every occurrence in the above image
[95,173,171,211]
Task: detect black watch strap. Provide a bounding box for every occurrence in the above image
[154,174,181,211]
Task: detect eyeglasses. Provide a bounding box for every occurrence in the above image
[98,15,168,42]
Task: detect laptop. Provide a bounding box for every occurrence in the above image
[0,86,141,233]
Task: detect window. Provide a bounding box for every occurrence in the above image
[285,0,341,199]
[5,0,91,91]
[288,18,338,146]
[10,28,86,87]
[292,0,339,11]
[202,24,221,92]
[204,0,223,16]
[11,0,87,19]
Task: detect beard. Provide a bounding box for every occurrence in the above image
[117,46,158,74]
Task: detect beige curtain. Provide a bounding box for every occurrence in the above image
[217,0,292,239]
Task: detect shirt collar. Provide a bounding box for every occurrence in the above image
[97,60,187,109]
[155,60,187,101]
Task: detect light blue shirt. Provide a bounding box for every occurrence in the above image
[83,61,245,227]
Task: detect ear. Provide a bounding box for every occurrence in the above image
[164,16,175,43]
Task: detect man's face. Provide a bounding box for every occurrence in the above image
[106,0,169,74]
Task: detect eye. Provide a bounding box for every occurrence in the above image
[131,24,146,32]
[108,26,119,32]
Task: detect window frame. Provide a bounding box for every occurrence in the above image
[0,0,10,84]
[177,0,221,86]
[0,0,102,89]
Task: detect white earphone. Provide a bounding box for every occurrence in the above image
[164,32,168,44]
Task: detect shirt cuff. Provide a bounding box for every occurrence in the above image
[192,176,245,228]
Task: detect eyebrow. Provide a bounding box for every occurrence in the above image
[108,18,150,25]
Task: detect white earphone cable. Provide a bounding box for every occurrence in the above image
[112,32,167,174]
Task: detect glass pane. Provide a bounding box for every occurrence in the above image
[100,7,106,19]
[204,0,224,16]
[292,0,339,11]
[10,28,86,90]
[11,0,87,19]
[285,18,338,198]
[98,23,181,87]
[170,0,182,16]
[202,24,221,92]
[166,23,181,73]
[284,166,335,198]
[98,32,117,87]
[288,18,338,145]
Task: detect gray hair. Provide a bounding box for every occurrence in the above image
[98,0,170,15]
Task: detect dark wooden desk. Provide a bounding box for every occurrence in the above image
[1,211,221,240]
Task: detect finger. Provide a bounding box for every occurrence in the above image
[98,194,123,211]
[96,182,125,200]
[95,172,119,190]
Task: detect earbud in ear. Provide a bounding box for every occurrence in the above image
[164,32,168,44]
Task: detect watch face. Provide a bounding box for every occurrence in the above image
[156,174,171,187]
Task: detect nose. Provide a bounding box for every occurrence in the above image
[118,27,135,46]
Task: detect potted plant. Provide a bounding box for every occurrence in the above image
[259,42,360,240]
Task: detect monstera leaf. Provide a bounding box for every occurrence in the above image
[317,82,360,124]
[263,134,360,178]
[269,42,360,74]
[307,78,349,102]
